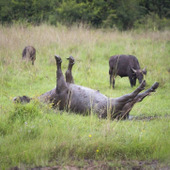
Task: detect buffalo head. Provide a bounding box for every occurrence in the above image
[131,68,147,83]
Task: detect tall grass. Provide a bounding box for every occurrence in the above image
[0,24,170,168]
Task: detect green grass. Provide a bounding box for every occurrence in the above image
[0,24,170,168]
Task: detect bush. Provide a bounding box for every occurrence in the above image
[9,101,43,123]
[134,13,170,31]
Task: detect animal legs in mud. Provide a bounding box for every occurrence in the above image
[116,80,146,104]
[134,82,159,102]
[55,55,69,110]
[65,56,75,84]
[117,82,159,119]
[110,81,146,119]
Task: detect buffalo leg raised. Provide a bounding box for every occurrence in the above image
[116,81,159,119]
[55,55,69,110]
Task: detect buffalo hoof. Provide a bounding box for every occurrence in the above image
[55,55,62,64]
[151,82,159,92]
[67,56,75,64]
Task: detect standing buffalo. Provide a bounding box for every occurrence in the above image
[109,55,147,88]
[22,46,36,65]
[14,56,158,120]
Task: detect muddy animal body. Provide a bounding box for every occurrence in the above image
[14,56,158,120]
[22,46,36,65]
[109,55,147,88]
[65,80,158,119]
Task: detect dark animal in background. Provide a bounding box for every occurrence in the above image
[14,56,159,120]
[22,46,36,65]
[109,55,147,88]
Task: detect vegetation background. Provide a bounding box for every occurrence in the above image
[0,0,170,30]
[0,0,170,169]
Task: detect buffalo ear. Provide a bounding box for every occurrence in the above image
[131,67,137,73]
[142,68,147,75]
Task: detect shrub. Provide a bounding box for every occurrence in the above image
[134,13,170,31]
[9,101,43,123]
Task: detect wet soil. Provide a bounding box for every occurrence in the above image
[11,160,170,170]
[129,114,170,121]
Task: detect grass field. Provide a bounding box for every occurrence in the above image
[0,24,170,169]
